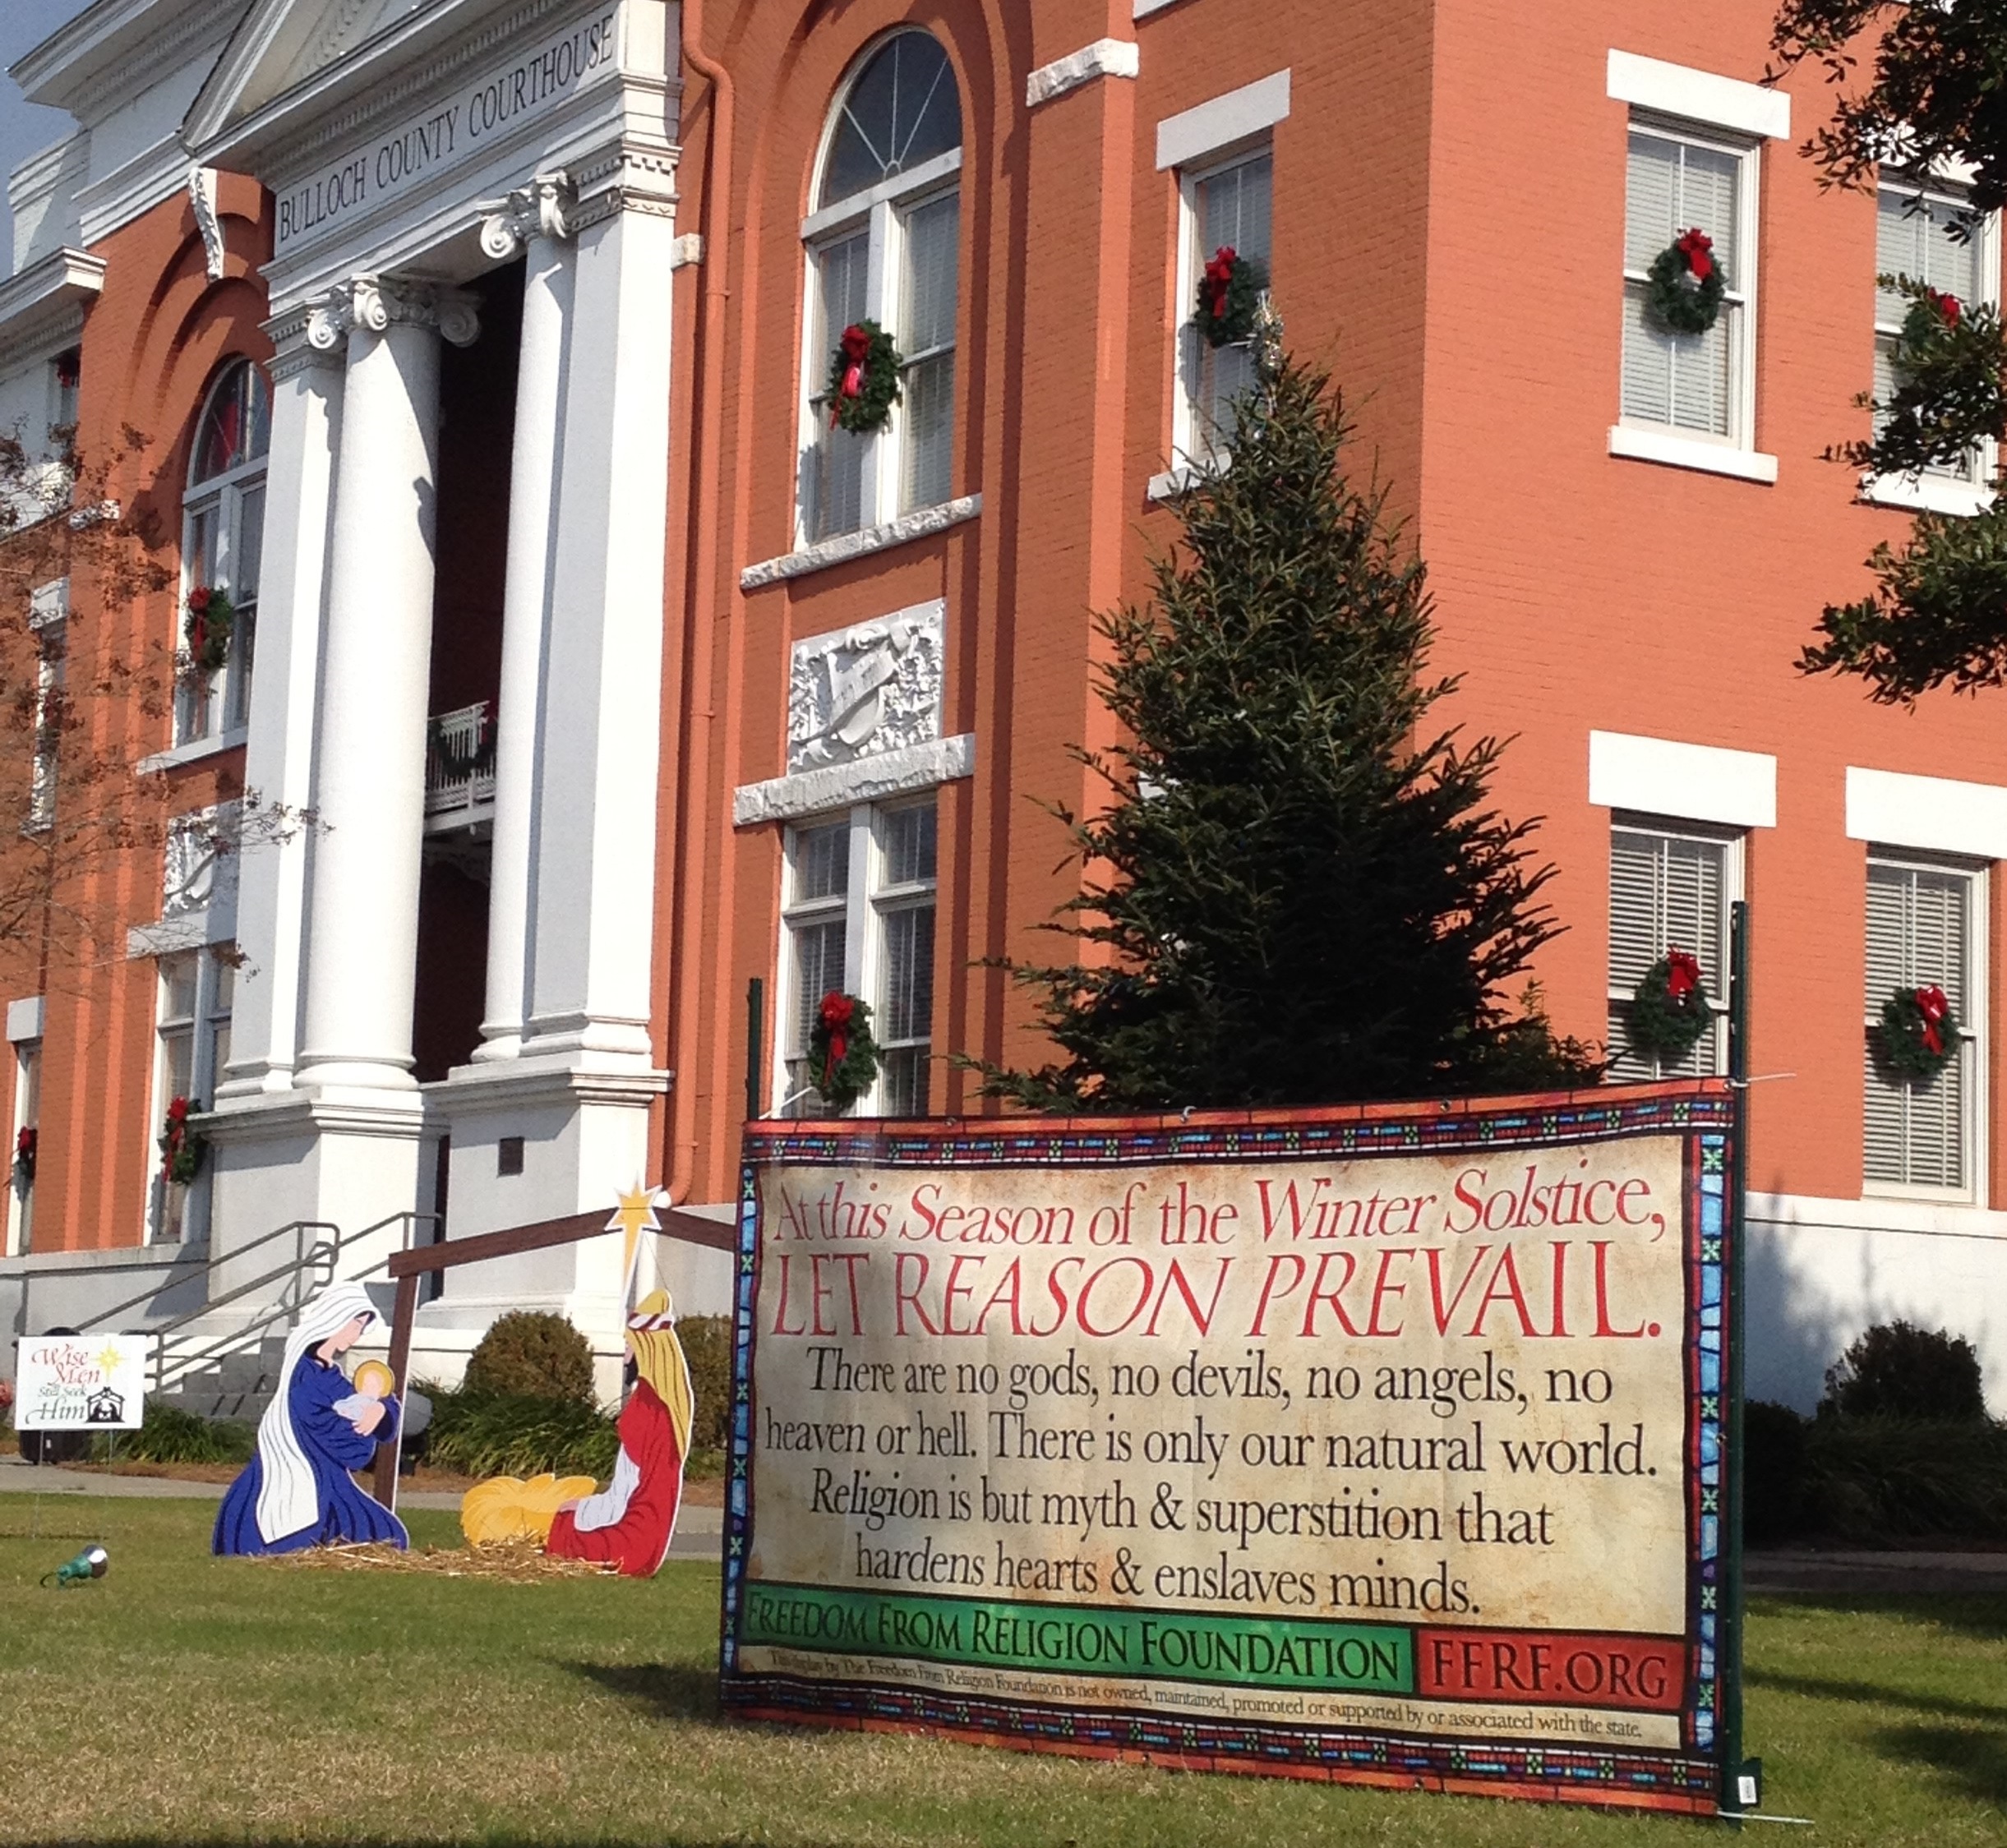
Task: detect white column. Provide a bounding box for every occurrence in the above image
[473,177,575,1062]
[296,277,478,1092]
[521,165,678,1064]
[217,312,342,1099]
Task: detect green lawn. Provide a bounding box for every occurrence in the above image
[0,1494,2001,1846]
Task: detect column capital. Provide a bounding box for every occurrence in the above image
[263,303,344,382]
[480,173,577,259]
[568,136,680,233]
[307,275,482,352]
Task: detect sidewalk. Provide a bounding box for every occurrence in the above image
[0,1454,726,1551]
[1748,1546,2007,1595]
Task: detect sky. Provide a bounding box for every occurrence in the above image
[0,0,95,278]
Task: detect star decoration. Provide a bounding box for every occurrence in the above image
[607,1181,666,1300]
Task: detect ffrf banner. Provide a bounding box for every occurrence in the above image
[722,1086,1737,1814]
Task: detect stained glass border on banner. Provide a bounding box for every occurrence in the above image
[722,1083,1734,1815]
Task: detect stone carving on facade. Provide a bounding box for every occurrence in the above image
[787,601,944,775]
[187,166,226,281]
[306,275,482,352]
[164,802,241,919]
[478,173,575,259]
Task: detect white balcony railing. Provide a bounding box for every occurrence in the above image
[424,700,496,819]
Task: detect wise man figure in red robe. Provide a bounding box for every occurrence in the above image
[547,1290,693,1577]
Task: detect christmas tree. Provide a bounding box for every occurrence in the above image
[980,349,1599,1110]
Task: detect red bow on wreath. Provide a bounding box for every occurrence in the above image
[1674,228,1714,283]
[831,325,874,426]
[1914,984,1951,1056]
[187,585,212,657]
[1204,247,1239,320]
[818,991,855,1091]
[16,1126,34,1161]
[1666,950,1701,999]
[1926,286,1963,327]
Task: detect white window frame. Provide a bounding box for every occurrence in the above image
[176,362,267,749]
[7,1036,39,1258]
[796,45,963,550]
[1616,112,1763,460]
[147,942,234,1244]
[1862,850,1988,1205]
[1170,141,1273,474]
[1862,172,2001,516]
[774,797,939,1118]
[1606,813,1744,1082]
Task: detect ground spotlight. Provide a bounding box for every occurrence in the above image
[44,1545,108,1588]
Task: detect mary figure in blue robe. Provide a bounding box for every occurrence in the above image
[214,1281,409,1555]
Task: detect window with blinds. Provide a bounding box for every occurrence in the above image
[1608,823,1734,1081]
[781,797,939,1117]
[801,32,962,544]
[1180,150,1274,456]
[1874,180,1992,486]
[1620,123,1753,443]
[1864,857,1982,1193]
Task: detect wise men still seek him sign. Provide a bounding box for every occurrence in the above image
[722,1085,1737,1814]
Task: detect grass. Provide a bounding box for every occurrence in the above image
[1,1494,2004,1846]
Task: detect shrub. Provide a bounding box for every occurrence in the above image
[424,1388,618,1481]
[464,1311,597,1403]
[677,1315,732,1457]
[1743,1400,1812,1545]
[1803,1417,2007,1542]
[91,1399,255,1466]
[1821,1320,1987,1422]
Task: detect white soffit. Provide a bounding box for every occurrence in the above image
[1156,70,1290,171]
[1847,767,2007,859]
[1589,730,1777,829]
[1607,49,1789,141]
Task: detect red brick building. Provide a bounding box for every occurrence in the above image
[2,0,2003,1408]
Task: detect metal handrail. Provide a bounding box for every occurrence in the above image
[37,1218,341,1339]
[148,1210,440,1403]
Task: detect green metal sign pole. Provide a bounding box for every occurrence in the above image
[1722,899,1751,1819]
[745,977,765,1124]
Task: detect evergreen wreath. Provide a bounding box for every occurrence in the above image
[183,584,236,675]
[1875,984,1959,1084]
[808,990,883,1113]
[1196,245,1266,348]
[1626,951,1712,1064]
[1645,228,1727,336]
[826,320,902,435]
[1898,285,1964,364]
[159,1095,206,1186]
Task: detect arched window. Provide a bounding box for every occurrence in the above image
[801,31,962,542]
[178,360,270,744]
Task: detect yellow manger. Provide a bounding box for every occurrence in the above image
[460,1471,599,1546]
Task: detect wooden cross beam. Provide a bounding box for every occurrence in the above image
[371,1203,737,1506]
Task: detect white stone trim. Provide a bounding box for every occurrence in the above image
[1146,457,1226,503]
[1134,0,1191,16]
[127,910,226,959]
[1608,424,1779,483]
[135,727,249,777]
[1860,471,1993,518]
[1589,730,1777,829]
[1027,39,1140,109]
[1846,767,2007,859]
[741,495,982,589]
[1156,70,1290,171]
[7,997,44,1045]
[670,233,704,269]
[0,247,104,371]
[735,735,976,827]
[1606,49,1789,141]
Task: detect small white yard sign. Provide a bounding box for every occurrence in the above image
[12,1333,145,1430]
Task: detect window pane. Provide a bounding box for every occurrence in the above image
[1622,287,1734,436]
[881,1046,930,1117]
[881,804,938,887]
[819,32,962,210]
[880,901,935,1044]
[792,821,851,903]
[187,505,218,589]
[1199,154,1273,268]
[901,353,954,513]
[1622,132,1741,438]
[190,362,271,485]
[236,486,265,602]
[790,918,849,1055]
[160,1025,194,1103]
[813,234,871,539]
[159,953,199,1025]
[211,952,236,1016]
[902,191,959,352]
[1864,862,1972,1189]
[1608,827,1727,1081]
